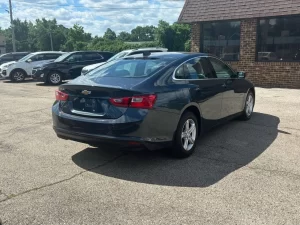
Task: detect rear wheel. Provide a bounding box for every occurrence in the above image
[171,111,198,158]
[11,69,26,82]
[48,72,62,85]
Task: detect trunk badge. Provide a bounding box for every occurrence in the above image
[81,90,91,95]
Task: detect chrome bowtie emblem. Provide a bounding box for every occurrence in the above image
[81,90,91,95]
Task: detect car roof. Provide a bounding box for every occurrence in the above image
[0,52,29,56]
[131,47,168,52]
[30,51,64,55]
[123,52,207,60]
[71,51,114,54]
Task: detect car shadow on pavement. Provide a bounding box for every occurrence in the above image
[3,79,36,83]
[72,112,280,187]
[36,81,67,86]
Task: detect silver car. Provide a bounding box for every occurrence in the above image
[81,47,168,75]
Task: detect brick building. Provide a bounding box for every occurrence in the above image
[178,0,300,88]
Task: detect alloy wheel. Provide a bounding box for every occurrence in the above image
[181,119,197,151]
[13,72,25,81]
[49,73,61,84]
[245,94,254,117]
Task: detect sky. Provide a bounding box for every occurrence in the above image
[0,0,185,36]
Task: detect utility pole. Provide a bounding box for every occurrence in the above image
[8,0,16,52]
[49,31,53,51]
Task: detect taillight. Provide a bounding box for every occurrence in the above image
[55,90,69,101]
[109,94,157,109]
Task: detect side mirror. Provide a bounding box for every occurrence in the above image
[237,71,246,78]
[26,58,32,63]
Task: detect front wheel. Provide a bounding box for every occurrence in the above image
[171,112,199,158]
[48,72,62,85]
[11,70,26,82]
[240,91,255,120]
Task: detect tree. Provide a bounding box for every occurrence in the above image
[130,25,156,41]
[117,31,131,41]
[0,19,190,53]
[172,23,191,51]
[155,20,175,50]
[103,28,116,40]
[62,24,92,51]
[155,20,191,51]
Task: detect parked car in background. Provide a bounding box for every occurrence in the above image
[0,52,30,66]
[7,51,64,82]
[81,48,168,75]
[52,52,255,158]
[33,51,114,85]
[258,52,279,61]
[0,61,15,78]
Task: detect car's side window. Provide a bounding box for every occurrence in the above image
[45,54,61,60]
[85,52,103,61]
[14,54,26,60]
[2,54,14,61]
[174,58,208,80]
[30,54,45,62]
[209,57,235,78]
[66,53,84,62]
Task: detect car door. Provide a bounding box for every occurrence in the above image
[65,52,86,79]
[208,57,245,118]
[174,57,225,129]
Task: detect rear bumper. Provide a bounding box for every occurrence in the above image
[52,103,177,151]
[54,127,170,150]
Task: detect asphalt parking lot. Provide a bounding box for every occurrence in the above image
[0,79,300,225]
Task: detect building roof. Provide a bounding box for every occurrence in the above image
[178,0,300,23]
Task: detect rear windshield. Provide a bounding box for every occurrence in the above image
[86,58,171,78]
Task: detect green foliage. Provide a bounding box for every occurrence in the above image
[103,28,116,41]
[184,40,191,52]
[0,18,191,54]
[155,20,191,51]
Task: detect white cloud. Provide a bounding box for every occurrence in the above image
[0,0,184,36]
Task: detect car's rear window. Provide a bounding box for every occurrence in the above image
[86,58,171,78]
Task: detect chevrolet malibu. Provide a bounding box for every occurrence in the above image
[52,52,255,158]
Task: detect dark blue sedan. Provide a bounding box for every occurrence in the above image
[52,52,255,158]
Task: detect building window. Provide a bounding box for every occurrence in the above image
[257,16,300,62]
[202,21,240,61]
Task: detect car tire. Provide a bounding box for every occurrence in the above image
[171,111,199,158]
[48,72,62,85]
[10,69,26,82]
[240,91,255,121]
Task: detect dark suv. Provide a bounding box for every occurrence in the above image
[0,52,30,65]
[32,51,114,85]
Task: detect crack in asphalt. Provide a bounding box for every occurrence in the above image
[0,153,126,204]
[245,121,300,132]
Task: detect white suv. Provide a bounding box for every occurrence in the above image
[81,48,168,75]
[7,51,64,82]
